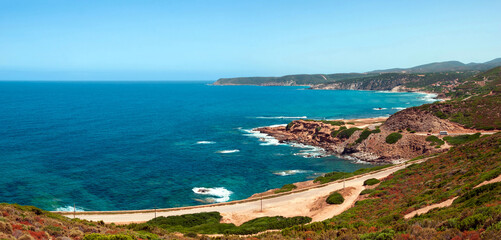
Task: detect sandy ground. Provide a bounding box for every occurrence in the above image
[59,161,421,225]
[404,197,457,219]
[404,173,501,219]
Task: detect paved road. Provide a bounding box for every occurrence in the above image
[59,161,421,224]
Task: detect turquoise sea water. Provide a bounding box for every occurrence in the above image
[0,81,435,211]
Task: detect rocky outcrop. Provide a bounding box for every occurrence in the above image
[256,120,447,163]
[382,107,469,132]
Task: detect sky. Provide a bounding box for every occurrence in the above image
[1,0,500,80]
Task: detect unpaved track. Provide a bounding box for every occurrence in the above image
[58,161,424,224]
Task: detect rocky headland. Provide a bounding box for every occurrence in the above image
[255,109,477,163]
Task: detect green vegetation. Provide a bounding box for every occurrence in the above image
[314,164,392,184]
[286,122,294,131]
[330,126,347,137]
[363,178,381,186]
[385,132,402,144]
[355,128,381,143]
[278,133,501,239]
[360,189,376,195]
[425,135,445,148]
[444,133,481,146]
[274,183,297,193]
[83,234,135,240]
[326,192,344,205]
[337,127,361,139]
[131,212,311,235]
[305,119,344,126]
[416,67,501,130]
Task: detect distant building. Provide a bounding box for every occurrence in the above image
[439,131,448,135]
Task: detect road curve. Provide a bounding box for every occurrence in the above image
[58,160,424,224]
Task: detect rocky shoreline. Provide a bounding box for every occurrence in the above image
[254,114,466,164]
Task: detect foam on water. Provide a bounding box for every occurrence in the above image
[196,141,215,144]
[372,107,388,110]
[55,205,85,212]
[216,149,240,154]
[290,143,327,158]
[192,187,232,203]
[391,107,406,110]
[273,170,309,176]
[256,116,307,119]
[242,127,287,146]
[417,92,440,102]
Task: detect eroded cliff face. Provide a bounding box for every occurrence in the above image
[256,119,448,163]
[382,107,473,133]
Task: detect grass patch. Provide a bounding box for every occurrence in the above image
[355,128,381,143]
[326,192,344,205]
[337,127,361,139]
[444,133,481,146]
[274,184,297,193]
[425,135,445,147]
[385,132,402,144]
[314,165,392,184]
[363,178,380,186]
[136,212,311,235]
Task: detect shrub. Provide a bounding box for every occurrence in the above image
[286,122,294,131]
[444,133,481,146]
[143,212,311,235]
[326,192,344,204]
[426,135,444,146]
[337,128,361,139]
[275,184,297,193]
[331,126,347,137]
[83,234,136,240]
[385,132,402,144]
[360,189,375,195]
[363,178,380,186]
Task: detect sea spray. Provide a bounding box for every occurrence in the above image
[192,187,232,203]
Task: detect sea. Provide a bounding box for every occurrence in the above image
[0,81,437,211]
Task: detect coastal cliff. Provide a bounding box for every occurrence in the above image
[256,112,477,163]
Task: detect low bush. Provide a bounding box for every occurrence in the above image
[385,132,402,144]
[331,126,347,137]
[355,128,381,143]
[426,135,444,146]
[83,234,136,240]
[363,178,380,186]
[275,184,297,193]
[326,192,344,205]
[142,212,311,235]
[337,128,361,139]
[314,164,392,184]
[360,189,375,195]
[444,133,481,146]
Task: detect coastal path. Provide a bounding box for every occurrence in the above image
[57,159,427,225]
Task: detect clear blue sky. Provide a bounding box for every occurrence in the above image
[1,0,500,80]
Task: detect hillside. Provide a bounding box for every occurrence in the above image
[387,67,501,131]
[213,58,501,92]
[271,133,501,239]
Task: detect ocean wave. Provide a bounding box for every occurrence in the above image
[256,116,307,119]
[417,93,439,102]
[391,107,406,110]
[192,187,232,203]
[273,169,309,176]
[373,107,387,110]
[216,149,240,154]
[290,143,327,158]
[55,205,85,212]
[242,128,286,146]
[196,141,215,144]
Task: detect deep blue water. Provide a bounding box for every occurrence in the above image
[0,81,435,211]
